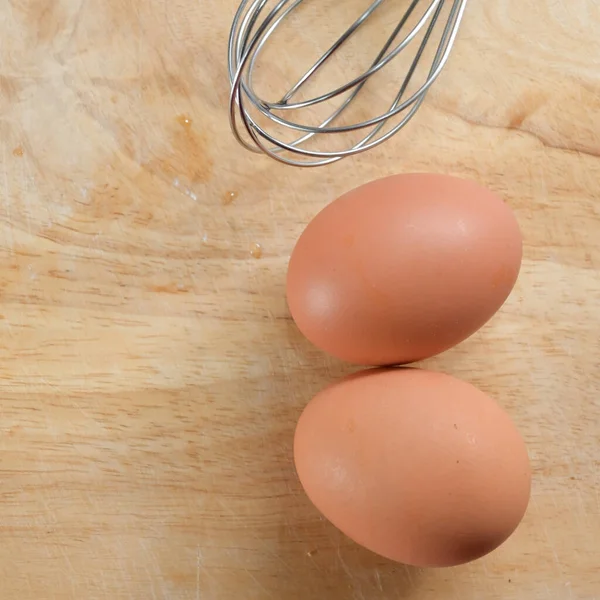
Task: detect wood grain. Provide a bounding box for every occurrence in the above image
[1,0,599,598]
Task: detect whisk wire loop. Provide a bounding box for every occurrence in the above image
[228,0,468,167]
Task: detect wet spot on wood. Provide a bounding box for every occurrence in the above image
[222,190,238,205]
[176,114,193,130]
[250,243,263,259]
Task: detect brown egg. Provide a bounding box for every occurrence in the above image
[286,173,522,365]
[294,368,531,568]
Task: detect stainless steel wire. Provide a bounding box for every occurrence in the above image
[228,0,468,167]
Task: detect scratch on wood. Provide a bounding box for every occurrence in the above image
[336,545,354,581]
[245,568,275,599]
[374,569,383,592]
[217,498,293,572]
[2,142,15,250]
[533,497,566,576]
[196,545,202,600]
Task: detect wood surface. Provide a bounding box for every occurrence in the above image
[1,0,599,598]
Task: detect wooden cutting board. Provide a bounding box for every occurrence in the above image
[1,1,599,598]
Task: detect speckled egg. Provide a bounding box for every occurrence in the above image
[294,368,532,567]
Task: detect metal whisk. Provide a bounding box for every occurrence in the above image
[228,0,468,167]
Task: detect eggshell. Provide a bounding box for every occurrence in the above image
[286,173,522,365]
[293,368,531,568]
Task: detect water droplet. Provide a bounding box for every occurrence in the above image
[202,233,208,244]
[176,114,193,129]
[222,190,238,205]
[173,177,181,188]
[250,243,263,259]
